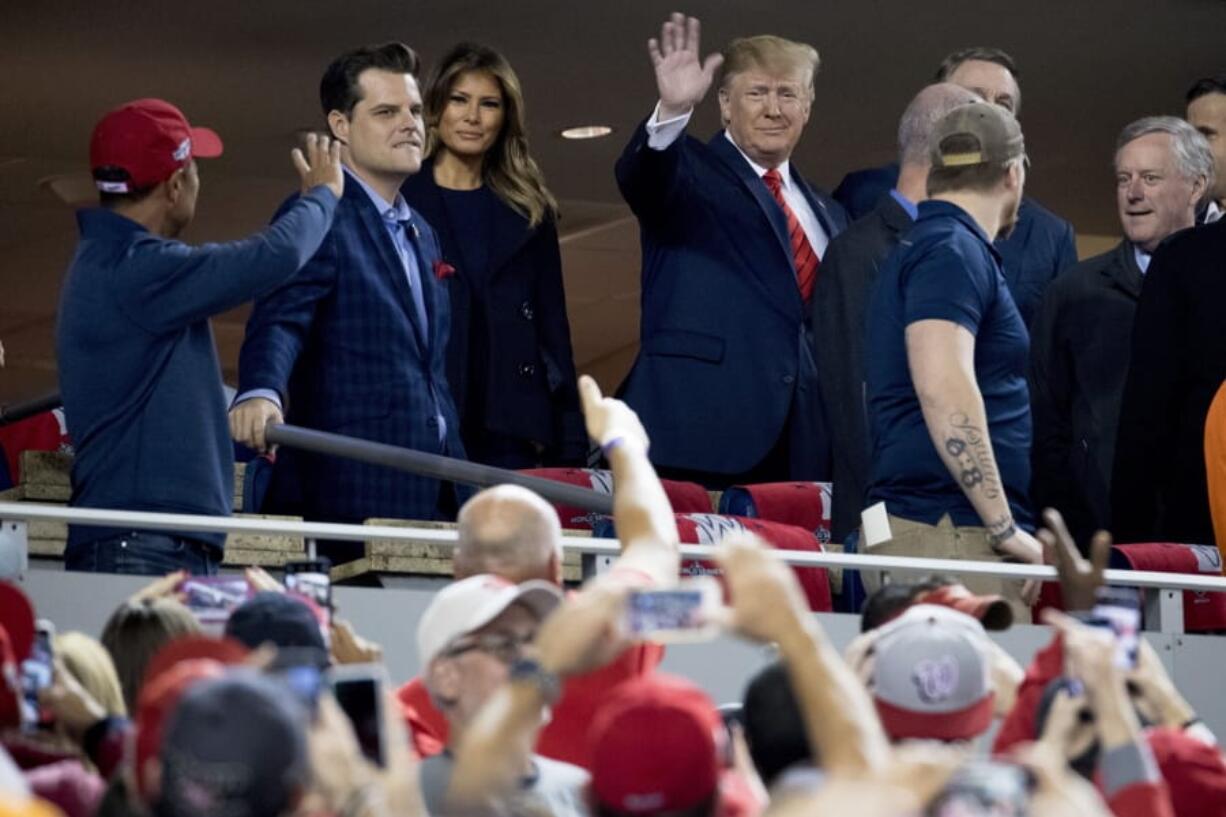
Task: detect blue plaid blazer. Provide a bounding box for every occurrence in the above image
[238,180,467,523]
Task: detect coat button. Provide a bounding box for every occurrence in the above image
[518,363,536,377]
[520,301,535,321]
[782,374,795,384]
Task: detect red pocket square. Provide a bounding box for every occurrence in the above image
[433,260,456,280]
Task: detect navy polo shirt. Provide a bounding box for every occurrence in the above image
[864,200,1034,530]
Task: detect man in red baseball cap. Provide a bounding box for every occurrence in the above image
[58,98,345,575]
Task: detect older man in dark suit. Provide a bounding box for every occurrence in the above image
[1032,117,1212,547]
[834,47,1077,328]
[812,82,978,544]
[231,43,466,547]
[615,14,848,487]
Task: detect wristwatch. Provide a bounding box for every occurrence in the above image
[509,658,562,705]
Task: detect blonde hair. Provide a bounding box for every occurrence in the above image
[55,631,128,717]
[719,35,820,97]
[423,42,559,227]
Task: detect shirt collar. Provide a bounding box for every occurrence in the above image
[1206,200,1224,224]
[889,189,919,220]
[344,166,412,224]
[1133,244,1153,274]
[76,207,151,238]
[724,131,792,187]
[917,199,1002,262]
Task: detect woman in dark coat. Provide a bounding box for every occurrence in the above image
[402,43,585,469]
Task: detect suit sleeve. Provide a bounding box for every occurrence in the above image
[531,218,586,463]
[236,195,341,401]
[614,118,693,230]
[1055,220,1079,274]
[1112,250,1182,542]
[115,187,337,335]
[1028,281,1081,524]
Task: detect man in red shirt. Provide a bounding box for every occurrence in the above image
[398,376,677,767]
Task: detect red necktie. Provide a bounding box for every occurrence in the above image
[763,168,819,303]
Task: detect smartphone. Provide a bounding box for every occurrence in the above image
[1087,587,1141,669]
[284,559,333,611]
[178,575,253,635]
[624,578,721,643]
[20,620,55,730]
[329,664,386,767]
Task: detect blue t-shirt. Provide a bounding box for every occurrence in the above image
[864,200,1034,530]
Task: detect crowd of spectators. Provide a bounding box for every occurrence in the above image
[4,380,1226,817]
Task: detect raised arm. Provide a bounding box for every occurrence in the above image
[577,375,679,586]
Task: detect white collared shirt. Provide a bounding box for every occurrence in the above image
[644,103,830,259]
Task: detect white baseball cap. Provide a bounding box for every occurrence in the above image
[416,574,563,668]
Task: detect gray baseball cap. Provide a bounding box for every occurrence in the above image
[869,604,995,742]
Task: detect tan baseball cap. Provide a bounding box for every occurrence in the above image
[930,101,1025,168]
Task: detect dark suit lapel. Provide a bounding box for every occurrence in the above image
[707,131,801,315]
[1106,239,1144,299]
[707,132,795,267]
[997,200,1035,289]
[347,183,427,357]
[487,197,532,281]
[791,166,842,243]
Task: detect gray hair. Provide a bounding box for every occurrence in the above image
[1115,116,1215,194]
[898,83,983,165]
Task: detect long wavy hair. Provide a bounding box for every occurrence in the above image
[424,42,558,227]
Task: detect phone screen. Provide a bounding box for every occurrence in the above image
[625,581,719,642]
[284,560,332,608]
[179,576,253,634]
[332,673,384,767]
[20,627,54,729]
[1088,588,1141,669]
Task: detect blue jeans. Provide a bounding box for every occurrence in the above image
[64,531,220,576]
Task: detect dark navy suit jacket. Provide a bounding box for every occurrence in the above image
[615,123,848,476]
[402,160,585,464]
[834,162,1078,326]
[238,179,466,523]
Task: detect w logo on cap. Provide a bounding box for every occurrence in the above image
[911,655,959,704]
[173,138,191,162]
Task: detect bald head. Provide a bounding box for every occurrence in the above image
[898,82,983,167]
[454,485,563,585]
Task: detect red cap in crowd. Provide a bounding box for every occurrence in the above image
[914,583,1014,631]
[89,98,223,193]
[134,658,227,800]
[0,582,36,729]
[589,674,723,815]
[1147,727,1226,817]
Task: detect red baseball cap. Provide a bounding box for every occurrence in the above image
[0,582,35,663]
[141,633,249,693]
[589,674,723,815]
[134,658,228,801]
[89,98,223,193]
[1147,726,1226,817]
[914,583,1014,631]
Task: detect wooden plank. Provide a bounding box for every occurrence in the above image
[19,451,71,488]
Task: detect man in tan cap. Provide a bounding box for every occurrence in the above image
[863,102,1041,619]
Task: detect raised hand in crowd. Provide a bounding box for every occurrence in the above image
[128,569,188,604]
[305,689,425,817]
[229,396,283,453]
[1038,507,1111,611]
[716,532,891,777]
[578,375,680,586]
[649,12,724,119]
[331,618,384,665]
[292,131,345,199]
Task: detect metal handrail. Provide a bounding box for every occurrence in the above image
[0,391,61,427]
[5,501,1226,594]
[264,424,612,513]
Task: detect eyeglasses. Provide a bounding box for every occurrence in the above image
[443,631,534,664]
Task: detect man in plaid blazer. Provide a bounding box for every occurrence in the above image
[231,42,466,542]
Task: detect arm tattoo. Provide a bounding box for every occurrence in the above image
[942,412,1002,500]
